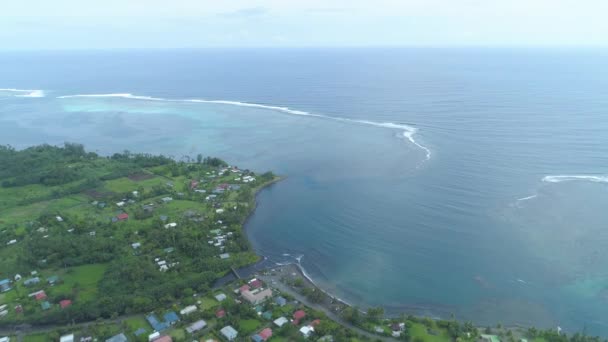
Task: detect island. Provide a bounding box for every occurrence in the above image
[0,144,601,342]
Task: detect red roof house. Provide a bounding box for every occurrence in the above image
[215,309,226,318]
[190,180,199,189]
[249,279,263,289]
[311,319,321,326]
[60,299,72,309]
[35,291,47,301]
[293,310,306,325]
[155,336,173,342]
[239,284,251,293]
[259,328,273,341]
[117,213,129,221]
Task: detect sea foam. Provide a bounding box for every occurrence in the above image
[0,88,45,98]
[58,93,431,161]
[542,175,608,184]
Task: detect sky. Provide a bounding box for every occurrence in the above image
[1,0,607,49]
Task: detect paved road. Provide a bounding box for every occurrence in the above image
[258,273,398,342]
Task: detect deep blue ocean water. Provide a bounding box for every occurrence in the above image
[2,48,608,334]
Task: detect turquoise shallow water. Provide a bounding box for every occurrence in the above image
[2,48,608,334]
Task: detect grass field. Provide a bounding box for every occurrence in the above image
[51,264,107,302]
[22,333,51,342]
[200,296,219,310]
[239,318,261,334]
[103,176,165,193]
[408,322,451,342]
[124,315,150,335]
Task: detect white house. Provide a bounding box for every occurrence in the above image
[56,216,63,222]
[215,293,227,302]
[215,209,224,214]
[300,326,314,338]
[60,334,74,342]
[180,305,197,315]
[220,326,238,341]
[116,201,125,207]
[164,222,177,229]
[273,317,289,327]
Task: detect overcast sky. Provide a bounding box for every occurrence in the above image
[1,0,607,49]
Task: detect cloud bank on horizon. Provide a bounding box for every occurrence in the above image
[1,0,607,49]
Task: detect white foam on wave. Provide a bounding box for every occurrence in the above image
[542,175,608,184]
[0,88,45,98]
[58,93,431,162]
[516,194,537,202]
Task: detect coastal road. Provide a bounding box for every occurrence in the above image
[258,273,399,342]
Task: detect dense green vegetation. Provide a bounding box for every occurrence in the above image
[0,143,276,327]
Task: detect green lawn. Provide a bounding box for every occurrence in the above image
[124,315,150,334]
[23,333,51,342]
[200,296,219,310]
[239,318,261,334]
[408,323,451,342]
[103,176,164,193]
[51,264,107,302]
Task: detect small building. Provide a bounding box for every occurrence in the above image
[164,222,177,229]
[253,328,272,341]
[59,334,74,342]
[34,291,47,301]
[180,305,197,316]
[293,310,306,325]
[132,242,141,249]
[163,311,179,325]
[117,213,129,221]
[300,326,314,338]
[146,314,170,331]
[275,296,287,306]
[273,317,289,327]
[24,277,40,286]
[105,333,128,342]
[60,299,72,309]
[0,337,9,342]
[215,293,227,302]
[14,274,22,281]
[153,336,172,342]
[186,319,207,334]
[41,301,51,310]
[134,328,147,337]
[215,309,226,318]
[161,197,173,203]
[262,311,273,320]
[219,253,230,259]
[0,279,11,292]
[47,275,59,285]
[220,326,238,341]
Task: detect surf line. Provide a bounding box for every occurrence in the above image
[57,93,432,162]
[0,88,45,98]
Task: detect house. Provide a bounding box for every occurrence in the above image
[24,277,40,286]
[6,239,17,245]
[215,309,226,318]
[14,274,22,281]
[0,337,9,342]
[117,213,129,221]
[41,301,51,310]
[56,216,64,222]
[273,317,289,327]
[134,328,147,337]
[300,326,314,338]
[215,293,227,302]
[116,201,126,207]
[164,222,177,229]
[293,310,306,325]
[105,333,128,342]
[262,311,273,320]
[249,279,263,289]
[190,180,199,189]
[60,299,72,309]
[146,314,170,331]
[275,296,287,306]
[47,275,59,285]
[0,279,11,292]
[258,328,272,341]
[179,305,197,316]
[220,326,238,341]
[186,319,207,334]
[153,336,172,342]
[34,291,47,301]
[60,335,74,342]
[148,332,160,341]
[242,288,273,305]
[132,242,141,249]
[163,311,179,325]
[219,253,230,259]
[161,197,173,203]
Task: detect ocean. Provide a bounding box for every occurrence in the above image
[1,48,608,334]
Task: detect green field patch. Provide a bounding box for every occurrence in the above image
[200,296,219,310]
[50,264,107,302]
[23,333,51,342]
[239,318,261,334]
[0,195,87,226]
[103,176,163,194]
[124,315,150,335]
[408,322,451,342]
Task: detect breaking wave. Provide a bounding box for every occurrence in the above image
[0,88,45,98]
[516,195,537,202]
[542,175,608,184]
[57,93,431,161]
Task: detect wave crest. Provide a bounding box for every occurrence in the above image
[0,88,45,98]
[58,93,431,161]
[542,175,608,184]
